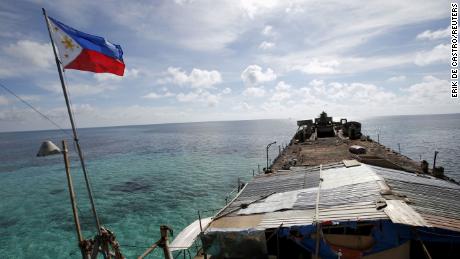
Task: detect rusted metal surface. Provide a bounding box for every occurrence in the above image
[384,200,430,227]
[211,161,460,233]
[372,165,460,231]
[271,129,422,174]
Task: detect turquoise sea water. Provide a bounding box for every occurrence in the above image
[0,115,459,258]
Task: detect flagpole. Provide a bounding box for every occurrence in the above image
[42,8,102,235]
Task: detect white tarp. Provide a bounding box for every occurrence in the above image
[170,217,212,251]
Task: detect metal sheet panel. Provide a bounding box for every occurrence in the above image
[321,164,382,190]
[217,166,322,217]
[371,165,460,231]
[258,210,315,229]
[170,217,212,251]
[384,200,430,227]
[319,202,388,222]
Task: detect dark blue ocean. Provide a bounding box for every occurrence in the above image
[0,114,459,258]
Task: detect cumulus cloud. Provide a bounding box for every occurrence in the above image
[306,79,396,105]
[241,1,280,19]
[259,41,275,50]
[0,40,53,77]
[142,91,174,99]
[404,76,449,103]
[417,27,449,40]
[176,90,222,107]
[270,81,292,101]
[3,40,53,68]
[159,67,222,89]
[414,44,449,66]
[292,59,340,74]
[261,25,275,36]
[241,65,277,87]
[243,87,266,97]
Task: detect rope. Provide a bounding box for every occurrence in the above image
[0,81,71,137]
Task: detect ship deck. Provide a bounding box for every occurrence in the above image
[172,119,460,258]
[271,131,422,174]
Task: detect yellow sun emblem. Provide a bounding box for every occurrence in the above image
[61,35,75,51]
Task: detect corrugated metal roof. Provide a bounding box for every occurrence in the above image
[371,165,460,231]
[258,210,315,229]
[211,162,460,232]
[384,200,430,227]
[217,166,321,217]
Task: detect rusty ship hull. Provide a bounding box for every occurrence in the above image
[167,112,460,259]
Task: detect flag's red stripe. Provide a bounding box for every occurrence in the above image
[64,49,125,76]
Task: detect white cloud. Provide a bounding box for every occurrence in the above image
[233,102,253,111]
[222,87,232,94]
[270,91,291,101]
[293,59,340,74]
[264,52,415,75]
[94,68,139,82]
[306,79,397,105]
[176,92,199,102]
[142,91,174,99]
[41,82,116,97]
[243,87,266,97]
[241,65,277,87]
[275,81,291,91]
[240,0,280,19]
[259,41,275,50]
[261,25,275,36]
[404,76,449,103]
[159,67,222,89]
[0,40,53,78]
[285,2,305,14]
[387,75,406,82]
[414,44,449,66]
[176,90,222,107]
[0,95,8,105]
[3,40,53,69]
[417,27,450,40]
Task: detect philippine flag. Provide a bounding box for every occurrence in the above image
[48,17,125,76]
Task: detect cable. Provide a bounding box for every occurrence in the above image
[0,81,71,137]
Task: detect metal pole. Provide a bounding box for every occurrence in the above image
[398,143,401,153]
[266,146,269,170]
[62,140,87,259]
[42,8,101,235]
[160,226,173,259]
[433,151,439,171]
[266,141,276,170]
[237,177,240,192]
[197,211,207,259]
[278,145,281,155]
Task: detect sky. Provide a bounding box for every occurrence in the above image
[0,0,458,132]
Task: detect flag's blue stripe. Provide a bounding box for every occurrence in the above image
[49,17,123,61]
